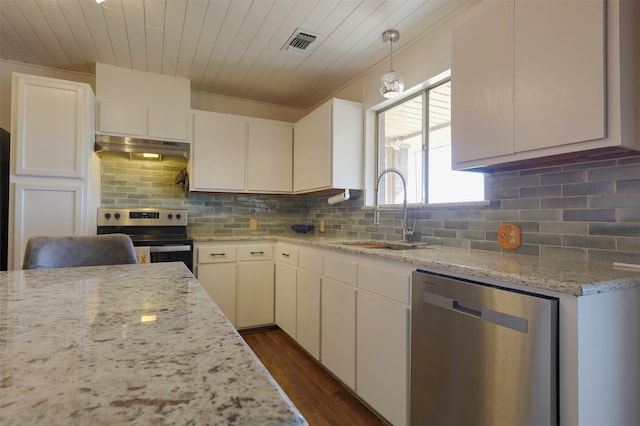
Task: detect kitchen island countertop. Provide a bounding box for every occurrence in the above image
[0,262,306,425]
[192,233,640,297]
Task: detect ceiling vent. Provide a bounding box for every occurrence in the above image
[284,29,319,54]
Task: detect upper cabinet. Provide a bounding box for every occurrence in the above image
[95,63,190,142]
[293,98,363,193]
[12,74,94,179]
[190,110,293,193]
[452,0,640,171]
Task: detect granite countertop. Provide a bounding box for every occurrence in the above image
[0,262,306,425]
[191,233,640,297]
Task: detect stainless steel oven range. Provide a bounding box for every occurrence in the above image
[97,208,193,271]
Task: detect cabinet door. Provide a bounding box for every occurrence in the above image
[275,261,297,338]
[191,111,246,191]
[237,261,275,328]
[514,0,605,152]
[296,268,321,360]
[357,290,409,426]
[293,101,331,192]
[147,107,189,142]
[321,277,356,389]
[12,180,85,270]
[451,0,515,165]
[247,120,293,192]
[197,263,237,327]
[13,74,91,178]
[97,101,146,137]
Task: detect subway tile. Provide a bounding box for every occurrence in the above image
[617,237,640,252]
[540,246,587,262]
[588,164,640,182]
[486,187,521,200]
[444,220,469,229]
[470,240,500,252]
[588,250,640,264]
[444,238,471,249]
[563,209,615,222]
[562,235,616,250]
[540,170,586,185]
[590,223,640,237]
[563,181,615,196]
[502,198,539,210]
[520,165,562,175]
[563,159,616,171]
[433,229,457,238]
[523,233,562,246]
[541,196,587,209]
[617,209,640,222]
[510,244,540,256]
[589,194,640,209]
[520,209,562,221]
[457,230,487,240]
[617,155,640,165]
[520,185,562,198]
[501,174,540,189]
[616,179,640,193]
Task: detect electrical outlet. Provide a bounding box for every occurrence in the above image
[249,218,258,231]
[497,223,521,249]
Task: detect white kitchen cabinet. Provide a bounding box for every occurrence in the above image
[191,111,246,192]
[247,120,293,192]
[196,242,274,329]
[275,243,299,338]
[190,111,293,194]
[321,254,358,390]
[9,74,98,270]
[296,268,322,360]
[321,276,356,390]
[293,98,363,193]
[452,0,640,170]
[196,244,238,326]
[237,244,274,328]
[356,261,412,426]
[95,63,190,142]
[296,248,323,360]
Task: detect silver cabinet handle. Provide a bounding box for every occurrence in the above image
[210,253,227,257]
[250,251,265,255]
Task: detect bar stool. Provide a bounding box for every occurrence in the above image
[22,234,138,270]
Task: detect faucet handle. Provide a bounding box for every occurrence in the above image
[405,221,416,237]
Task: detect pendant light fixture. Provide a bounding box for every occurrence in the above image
[379,30,404,98]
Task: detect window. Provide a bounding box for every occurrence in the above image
[376,79,484,205]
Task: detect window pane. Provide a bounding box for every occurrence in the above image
[377,95,423,204]
[376,79,484,206]
[427,81,484,203]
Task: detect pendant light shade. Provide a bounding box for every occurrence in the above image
[380,30,404,98]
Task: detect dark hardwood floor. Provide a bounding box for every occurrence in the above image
[242,328,390,426]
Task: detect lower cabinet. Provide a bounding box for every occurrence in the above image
[357,291,409,426]
[296,268,322,360]
[321,276,357,390]
[196,242,274,329]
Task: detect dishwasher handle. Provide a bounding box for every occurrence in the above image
[422,290,528,333]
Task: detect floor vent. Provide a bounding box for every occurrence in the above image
[284,30,319,54]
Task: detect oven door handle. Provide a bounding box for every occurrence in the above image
[148,245,192,253]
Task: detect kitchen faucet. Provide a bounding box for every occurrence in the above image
[374,168,414,242]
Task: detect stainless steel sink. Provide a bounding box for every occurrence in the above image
[341,240,430,250]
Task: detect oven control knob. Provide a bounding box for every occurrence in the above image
[176,213,182,220]
[104,212,111,220]
[114,213,121,220]
[168,213,174,219]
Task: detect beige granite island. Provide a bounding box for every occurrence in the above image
[0,262,306,425]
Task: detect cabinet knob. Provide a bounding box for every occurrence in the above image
[104,212,111,219]
[114,213,121,220]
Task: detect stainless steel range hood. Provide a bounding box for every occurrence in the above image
[94,134,190,159]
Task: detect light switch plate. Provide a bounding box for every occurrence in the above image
[497,223,522,250]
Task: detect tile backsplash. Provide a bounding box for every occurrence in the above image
[101,152,640,264]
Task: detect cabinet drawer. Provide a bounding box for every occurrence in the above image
[358,263,411,305]
[276,243,299,266]
[324,256,357,287]
[237,244,273,261]
[198,246,237,264]
[299,249,323,274]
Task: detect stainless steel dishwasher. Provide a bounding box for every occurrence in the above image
[411,269,558,426]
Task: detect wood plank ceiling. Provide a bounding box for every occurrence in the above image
[1,0,468,110]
